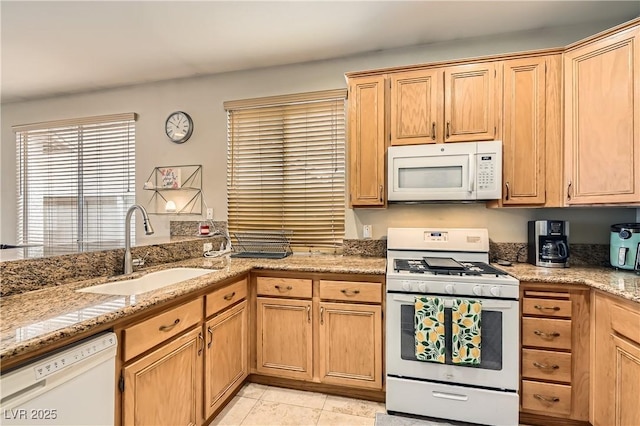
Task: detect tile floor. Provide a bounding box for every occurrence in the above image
[211,383,386,426]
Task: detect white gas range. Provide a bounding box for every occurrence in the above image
[385,227,520,425]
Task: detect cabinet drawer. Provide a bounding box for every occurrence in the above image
[206,278,247,318]
[123,298,203,361]
[523,298,572,318]
[257,277,312,299]
[522,380,571,416]
[319,280,382,303]
[522,349,572,383]
[610,303,640,345]
[522,317,572,350]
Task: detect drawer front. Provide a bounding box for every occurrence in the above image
[610,304,640,345]
[257,277,312,299]
[206,278,248,317]
[522,380,571,416]
[124,298,203,361]
[522,348,572,383]
[523,298,572,318]
[522,317,572,350]
[319,280,382,303]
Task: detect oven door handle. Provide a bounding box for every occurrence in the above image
[432,391,469,402]
[391,294,515,310]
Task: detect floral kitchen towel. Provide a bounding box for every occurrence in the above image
[414,296,445,363]
[452,299,482,365]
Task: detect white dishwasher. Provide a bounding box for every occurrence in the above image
[1,332,117,425]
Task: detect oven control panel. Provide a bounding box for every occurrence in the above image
[391,279,519,299]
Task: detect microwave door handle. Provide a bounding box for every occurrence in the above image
[468,153,475,193]
[636,243,640,270]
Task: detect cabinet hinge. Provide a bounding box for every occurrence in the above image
[119,373,125,393]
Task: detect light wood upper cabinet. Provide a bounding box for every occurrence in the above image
[122,327,203,426]
[501,55,562,206]
[444,62,499,143]
[389,63,499,145]
[348,75,387,207]
[318,302,382,389]
[564,24,640,205]
[204,301,248,419]
[256,297,313,380]
[390,69,440,145]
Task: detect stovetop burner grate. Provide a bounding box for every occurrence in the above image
[393,259,507,277]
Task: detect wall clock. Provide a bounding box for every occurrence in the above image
[165,111,193,144]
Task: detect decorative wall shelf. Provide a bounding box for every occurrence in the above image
[143,165,202,215]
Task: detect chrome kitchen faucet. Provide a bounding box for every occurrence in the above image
[123,204,154,274]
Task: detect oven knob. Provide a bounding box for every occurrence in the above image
[490,286,501,297]
[445,284,455,294]
[472,285,483,296]
[402,281,412,291]
[418,283,428,292]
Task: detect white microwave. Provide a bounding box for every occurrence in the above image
[387,141,502,202]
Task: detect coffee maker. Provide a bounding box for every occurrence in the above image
[528,220,570,268]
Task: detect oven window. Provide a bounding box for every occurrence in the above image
[400,305,503,370]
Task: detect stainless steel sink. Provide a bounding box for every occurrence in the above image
[76,268,217,296]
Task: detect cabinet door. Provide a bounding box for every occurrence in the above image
[318,302,382,389]
[444,63,498,142]
[256,297,313,380]
[390,69,441,145]
[348,75,387,207]
[564,26,640,204]
[611,335,640,426]
[502,57,547,205]
[123,327,203,426]
[204,301,248,419]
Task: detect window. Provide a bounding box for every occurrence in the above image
[14,113,136,254]
[225,90,346,253]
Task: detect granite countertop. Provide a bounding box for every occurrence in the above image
[0,255,386,366]
[493,262,640,303]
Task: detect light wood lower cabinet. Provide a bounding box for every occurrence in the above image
[318,302,382,389]
[256,297,313,380]
[204,300,248,419]
[254,274,384,391]
[122,327,203,426]
[591,291,640,426]
[118,277,249,426]
[519,283,590,425]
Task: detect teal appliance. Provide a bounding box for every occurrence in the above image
[610,223,640,271]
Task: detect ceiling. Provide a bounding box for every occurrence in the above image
[2,1,639,104]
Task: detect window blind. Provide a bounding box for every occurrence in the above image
[15,113,136,253]
[225,90,346,253]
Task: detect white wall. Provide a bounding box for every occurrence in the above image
[1,18,635,246]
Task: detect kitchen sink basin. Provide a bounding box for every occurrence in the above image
[76,268,217,296]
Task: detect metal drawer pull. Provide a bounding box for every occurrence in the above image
[534,305,560,311]
[159,318,180,332]
[533,362,559,370]
[341,289,360,296]
[320,307,324,325]
[207,326,213,348]
[431,122,436,140]
[446,121,450,139]
[534,330,560,339]
[275,285,293,292]
[223,292,236,301]
[306,305,311,323]
[534,394,559,403]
